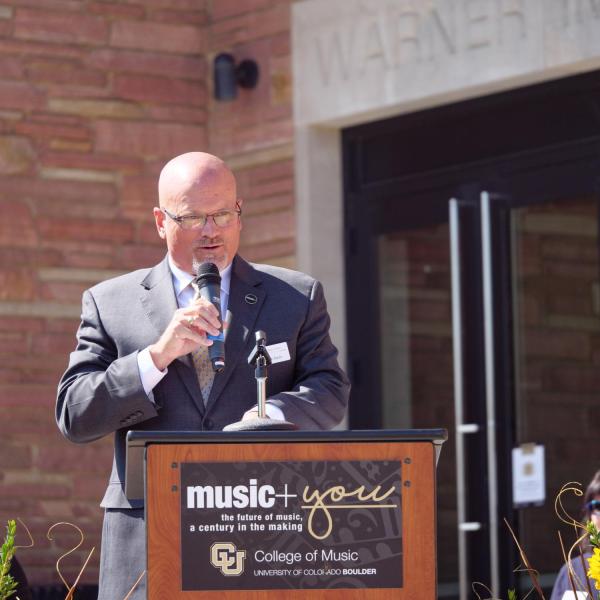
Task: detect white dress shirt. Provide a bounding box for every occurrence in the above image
[136,257,284,421]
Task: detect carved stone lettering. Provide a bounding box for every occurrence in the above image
[359,19,390,75]
[465,0,493,50]
[312,1,533,87]
[428,4,457,59]
[500,0,527,42]
[315,28,353,85]
[294,0,600,126]
[393,10,421,66]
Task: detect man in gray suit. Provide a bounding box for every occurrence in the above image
[56,152,350,599]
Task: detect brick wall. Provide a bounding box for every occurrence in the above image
[0,0,294,586]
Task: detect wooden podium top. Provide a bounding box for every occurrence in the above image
[126,429,447,501]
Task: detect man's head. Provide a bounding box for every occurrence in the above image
[154,152,242,273]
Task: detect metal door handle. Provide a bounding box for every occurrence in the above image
[457,423,480,434]
[451,194,502,599]
[449,198,472,600]
[481,191,500,597]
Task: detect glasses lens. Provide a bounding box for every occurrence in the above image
[179,215,206,230]
[213,211,235,227]
[167,209,238,229]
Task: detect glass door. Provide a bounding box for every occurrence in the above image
[449,170,600,598]
[343,71,600,599]
[346,182,491,598]
[509,194,600,593]
[345,144,600,599]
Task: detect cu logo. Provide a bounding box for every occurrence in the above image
[210,542,246,576]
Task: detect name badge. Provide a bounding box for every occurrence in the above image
[266,342,291,364]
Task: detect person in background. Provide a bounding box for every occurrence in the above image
[550,470,600,600]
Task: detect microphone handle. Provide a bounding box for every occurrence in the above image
[195,283,225,372]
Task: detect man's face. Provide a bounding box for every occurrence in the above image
[154,174,242,274]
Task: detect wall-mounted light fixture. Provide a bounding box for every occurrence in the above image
[213,53,260,101]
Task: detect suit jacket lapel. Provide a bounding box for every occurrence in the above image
[139,257,176,336]
[205,255,265,412]
[139,256,204,415]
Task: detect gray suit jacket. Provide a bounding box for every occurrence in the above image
[56,255,350,509]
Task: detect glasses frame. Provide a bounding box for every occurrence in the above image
[161,202,242,230]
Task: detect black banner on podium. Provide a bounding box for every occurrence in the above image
[180,460,403,591]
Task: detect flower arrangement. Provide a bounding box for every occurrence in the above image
[0,519,142,600]
[557,482,600,597]
[472,480,600,600]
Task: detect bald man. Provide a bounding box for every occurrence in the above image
[56,152,350,599]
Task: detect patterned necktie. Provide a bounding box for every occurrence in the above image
[192,344,214,405]
[188,279,215,405]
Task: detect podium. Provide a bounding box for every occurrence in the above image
[126,429,446,599]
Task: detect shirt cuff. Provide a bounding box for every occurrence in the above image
[137,347,168,395]
[264,402,285,421]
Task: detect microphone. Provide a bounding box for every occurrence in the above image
[193,261,225,373]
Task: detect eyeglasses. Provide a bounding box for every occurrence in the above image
[587,499,600,514]
[161,203,241,230]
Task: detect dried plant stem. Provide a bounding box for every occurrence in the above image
[504,518,546,600]
[521,586,536,600]
[561,529,594,594]
[558,530,579,596]
[555,483,585,530]
[63,546,95,600]
[46,521,96,599]
[576,546,595,598]
[554,482,596,597]
[122,570,145,600]
[471,581,496,600]
[510,569,536,600]
[47,522,85,591]
[14,518,34,552]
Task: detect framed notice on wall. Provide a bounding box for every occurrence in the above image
[128,429,446,599]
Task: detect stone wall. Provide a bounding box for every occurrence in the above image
[0,0,294,586]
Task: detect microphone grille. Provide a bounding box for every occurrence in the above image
[193,261,220,279]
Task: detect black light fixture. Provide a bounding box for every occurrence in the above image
[213,53,260,101]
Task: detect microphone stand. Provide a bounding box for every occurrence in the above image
[252,331,270,419]
[223,331,297,431]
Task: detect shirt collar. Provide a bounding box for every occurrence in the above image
[167,255,232,298]
[220,263,232,295]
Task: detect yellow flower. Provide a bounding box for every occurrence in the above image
[588,547,600,591]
